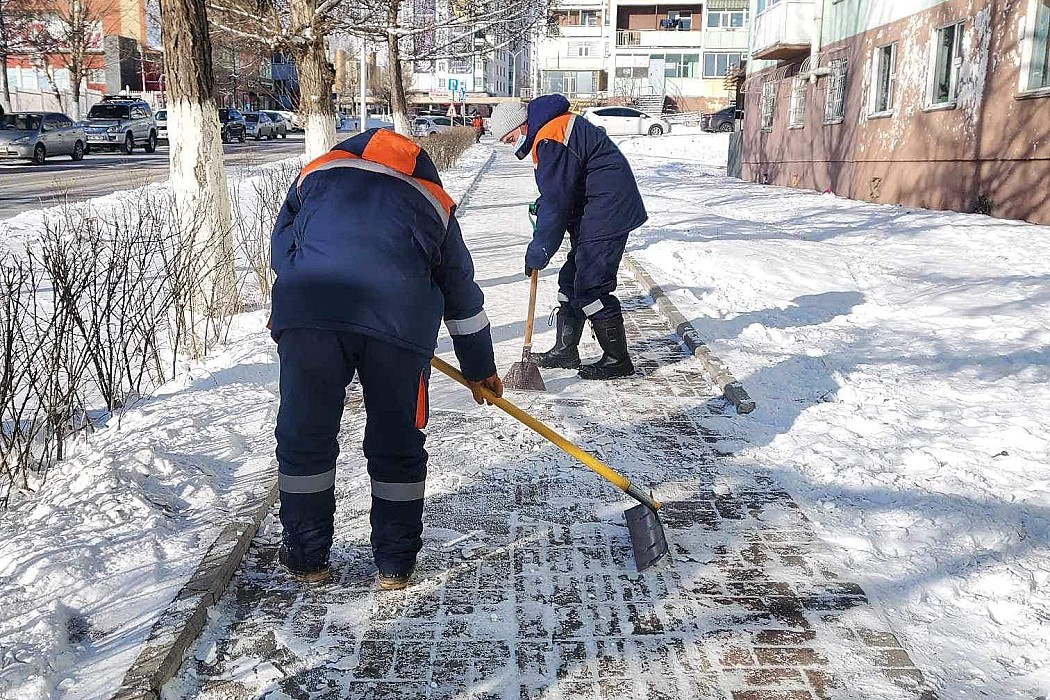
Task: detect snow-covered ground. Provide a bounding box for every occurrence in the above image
[0,145,492,700]
[624,133,1050,697]
[2,131,1048,699]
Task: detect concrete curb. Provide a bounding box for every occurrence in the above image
[621,254,756,415]
[112,479,279,700]
[456,148,497,211]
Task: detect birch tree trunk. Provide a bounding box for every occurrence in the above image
[291,0,336,160]
[386,0,411,135]
[159,0,235,358]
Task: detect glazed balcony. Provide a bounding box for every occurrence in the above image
[751,0,814,61]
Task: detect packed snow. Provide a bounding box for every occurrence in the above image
[1,131,1048,699]
[623,133,1050,698]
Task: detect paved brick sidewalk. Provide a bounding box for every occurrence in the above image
[167,150,935,700]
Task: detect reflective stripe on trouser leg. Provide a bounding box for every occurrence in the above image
[572,236,628,322]
[356,336,431,572]
[275,328,356,566]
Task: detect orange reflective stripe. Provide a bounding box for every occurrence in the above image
[361,129,421,178]
[420,180,454,217]
[299,149,359,180]
[414,371,428,429]
[297,141,455,225]
[531,114,576,164]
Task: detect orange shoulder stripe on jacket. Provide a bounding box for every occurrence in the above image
[299,149,359,180]
[531,113,576,164]
[298,139,454,220]
[360,129,422,177]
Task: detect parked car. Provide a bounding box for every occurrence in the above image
[82,95,157,154]
[276,110,302,131]
[262,111,289,138]
[218,108,247,143]
[155,109,168,142]
[412,115,454,137]
[581,107,671,136]
[702,105,742,132]
[0,111,86,164]
[244,112,278,140]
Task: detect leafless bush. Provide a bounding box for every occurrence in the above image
[414,127,478,171]
[231,160,300,306]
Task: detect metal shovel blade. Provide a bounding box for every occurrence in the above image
[625,503,670,571]
[503,354,546,392]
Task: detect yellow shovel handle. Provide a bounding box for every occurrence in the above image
[431,356,660,510]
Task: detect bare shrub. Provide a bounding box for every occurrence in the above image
[414,127,478,171]
[231,160,301,306]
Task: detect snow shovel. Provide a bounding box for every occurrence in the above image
[431,356,669,571]
[502,269,546,392]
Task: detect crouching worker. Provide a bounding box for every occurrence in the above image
[488,94,647,380]
[269,129,503,590]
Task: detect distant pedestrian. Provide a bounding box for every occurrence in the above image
[472,114,484,143]
[269,128,503,590]
[487,95,647,380]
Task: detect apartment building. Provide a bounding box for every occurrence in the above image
[534,0,748,112]
[742,0,1050,224]
[408,6,532,115]
[610,0,748,111]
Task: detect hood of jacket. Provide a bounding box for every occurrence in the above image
[514,94,571,160]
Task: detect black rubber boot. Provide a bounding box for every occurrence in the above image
[578,315,635,380]
[533,304,585,369]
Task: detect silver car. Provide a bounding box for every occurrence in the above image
[412,116,453,137]
[0,111,87,164]
[155,109,168,142]
[261,111,289,138]
[244,112,278,140]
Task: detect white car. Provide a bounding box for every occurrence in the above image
[581,106,671,136]
[155,109,168,142]
[276,110,303,131]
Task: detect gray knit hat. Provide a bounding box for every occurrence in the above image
[488,101,529,140]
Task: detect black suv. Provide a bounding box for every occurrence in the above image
[83,95,157,154]
[701,105,743,133]
[219,109,247,143]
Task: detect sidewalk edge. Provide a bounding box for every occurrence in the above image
[622,253,756,414]
[112,478,279,700]
[456,148,497,210]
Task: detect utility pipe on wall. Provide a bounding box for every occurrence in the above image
[810,0,824,83]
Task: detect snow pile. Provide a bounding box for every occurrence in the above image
[614,132,730,168]
[625,139,1050,697]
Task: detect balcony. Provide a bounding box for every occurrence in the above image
[616,29,704,49]
[751,0,814,61]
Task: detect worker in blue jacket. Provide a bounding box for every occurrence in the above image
[269,128,503,590]
[488,94,647,380]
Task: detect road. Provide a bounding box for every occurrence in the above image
[0,134,306,219]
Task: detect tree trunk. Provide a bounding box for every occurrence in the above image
[291,0,335,160]
[386,0,411,135]
[68,0,84,120]
[0,1,11,109]
[159,0,235,358]
[0,51,10,110]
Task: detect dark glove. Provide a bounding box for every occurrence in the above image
[525,265,535,279]
[528,200,539,217]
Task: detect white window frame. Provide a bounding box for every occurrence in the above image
[926,20,966,109]
[707,10,748,29]
[869,42,898,117]
[1019,0,1050,96]
[788,75,806,128]
[568,42,592,58]
[760,80,776,132]
[824,58,848,124]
